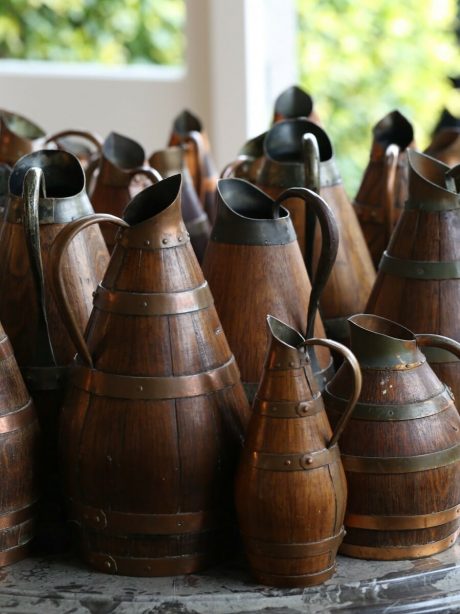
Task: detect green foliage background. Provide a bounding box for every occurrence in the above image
[297,0,460,193]
[0,0,185,65]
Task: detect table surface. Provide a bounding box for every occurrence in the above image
[1,543,460,614]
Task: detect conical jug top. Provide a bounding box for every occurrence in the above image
[407,149,458,209]
[273,85,314,121]
[373,110,414,150]
[103,132,146,170]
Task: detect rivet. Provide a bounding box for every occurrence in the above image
[138,385,144,391]
[306,457,313,465]
[95,515,100,522]
[186,232,190,238]
[290,361,296,367]
[104,560,112,569]
[177,521,183,527]
[271,407,277,412]
[416,268,424,275]
[144,239,151,246]
[285,459,292,466]
[275,363,281,368]
[162,238,168,245]
[301,406,308,414]
[453,426,459,432]
[92,291,96,297]
[178,236,183,242]
[264,240,269,245]
[388,411,394,416]
[143,301,148,308]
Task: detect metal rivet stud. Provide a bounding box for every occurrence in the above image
[143,301,148,308]
[104,560,112,569]
[285,460,292,466]
[178,236,183,242]
[162,238,168,245]
[138,385,144,392]
[144,240,151,246]
[306,457,313,465]
[416,268,424,275]
[289,361,296,367]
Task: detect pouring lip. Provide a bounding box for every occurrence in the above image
[103,131,146,169]
[408,149,456,195]
[263,117,333,163]
[1,109,46,140]
[216,177,290,221]
[123,173,182,225]
[267,315,306,348]
[274,84,314,118]
[348,313,415,343]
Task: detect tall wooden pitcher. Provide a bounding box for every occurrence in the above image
[324,314,460,559]
[236,315,361,587]
[202,179,339,401]
[353,110,415,267]
[256,118,375,344]
[87,132,161,250]
[51,174,250,576]
[367,149,460,402]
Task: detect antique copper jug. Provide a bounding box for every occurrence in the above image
[273,84,320,124]
[51,174,250,576]
[236,315,361,587]
[324,314,460,559]
[168,109,217,219]
[367,149,460,402]
[425,128,460,168]
[149,146,210,260]
[255,118,375,344]
[202,179,339,402]
[353,111,415,267]
[0,321,40,567]
[0,110,46,165]
[87,132,161,250]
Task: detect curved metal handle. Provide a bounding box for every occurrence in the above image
[445,163,460,193]
[274,187,339,339]
[126,165,162,186]
[304,338,362,448]
[50,213,129,368]
[302,133,320,193]
[220,157,248,179]
[382,144,399,242]
[23,167,57,366]
[182,131,206,199]
[45,129,103,154]
[415,333,460,360]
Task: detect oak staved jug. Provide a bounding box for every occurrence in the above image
[324,314,460,559]
[236,316,361,587]
[202,178,339,402]
[52,174,250,577]
[353,110,415,267]
[366,149,460,402]
[0,110,46,165]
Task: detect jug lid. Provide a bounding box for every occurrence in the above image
[407,149,459,211]
[373,110,414,149]
[273,85,313,120]
[211,178,296,246]
[103,132,145,170]
[348,314,425,369]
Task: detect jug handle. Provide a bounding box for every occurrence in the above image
[125,165,162,187]
[45,129,104,154]
[50,213,129,368]
[304,337,362,449]
[383,144,399,242]
[302,133,321,277]
[220,158,247,179]
[273,187,339,339]
[23,167,57,366]
[415,333,460,360]
[181,131,206,199]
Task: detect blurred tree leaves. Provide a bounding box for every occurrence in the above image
[0,0,185,65]
[297,0,460,193]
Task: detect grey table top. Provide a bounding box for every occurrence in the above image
[1,544,460,614]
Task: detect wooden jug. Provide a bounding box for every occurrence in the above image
[149,146,211,260]
[0,110,46,165]
[51,174,250,576]
[0,322,40,567]
[202,179,338,402]
[273,84,320,124]
[87,132,161,250]
[236,315,361,587]
[324,314,460,559]
[255,118,375,344]
[168,109,218,221]
[366,149,460,401]
[353,110,415,267]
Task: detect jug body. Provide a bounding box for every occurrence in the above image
[0,110,46,165]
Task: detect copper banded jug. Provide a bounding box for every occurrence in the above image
[255,118,375,344]
[202,178,339,402]
[169,109,218,221]
[236,315,361,587]
[51,174,250,577]
[324,314,460,559]
[425,128,460,168]
[367,149,460,402]
[87,132,161,250]
[273,84,320,124]
[354,110,415,267]
[0,110,46,165]
[149,146,210,260]
[0,321,40,567]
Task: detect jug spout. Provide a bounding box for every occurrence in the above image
[407,149,458,210]
[273,85,314,122]
[266,315,307,370]
[103,132,146,170]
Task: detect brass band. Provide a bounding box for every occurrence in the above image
[7,193,94,224]
[86,551,215,576]
[72,356,239,400]
[251,444,340,472]
[73,502,222,535]
[253,563,336,587]
[254,393,323,418]
[324,385,454,421]
[380,251,460,280]
[0,400,36,434]
[342,442,460,474]
[245,528,344,558]
[118,220,190,250]
[345,504,460,530]
[93,282,213,316]
[320,159,342,188]
[340,528,460,560]
[0,502,36,530]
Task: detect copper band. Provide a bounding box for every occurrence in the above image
[7,193,94,224]
[340,528,460,560]
[73,503,222,534]
[320,159,342,188]
[85,551,215,576]
[380,252,460,280]
[342,442,460,474]
[0,503,36,530]
[324,386,454,421]
[254,393,324,418]
[0,400,36,434]
[250,444,340,472]
[0,543,29,568]
[0,335,13,362]
[254,563,336,587]
[118,221,190,250]
[93,282,213,316]
[345,504,460,530]
[245,529,344,558]
[72,356,240,400]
